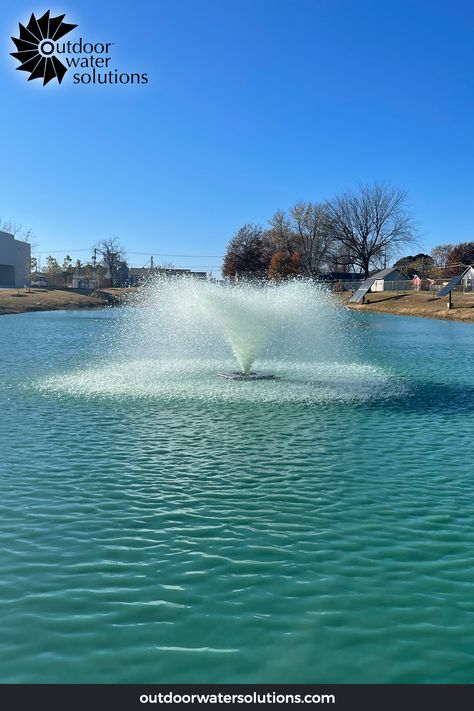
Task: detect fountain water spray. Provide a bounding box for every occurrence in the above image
[117,276,346,379]
[37,276,398,404]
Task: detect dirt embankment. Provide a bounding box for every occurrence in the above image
[0,288,127,316]
[344,290,474,323]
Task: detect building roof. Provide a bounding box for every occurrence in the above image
[320,271,364,281]
[128,267,207,279]
[0,230,30,247]
[371,267,409,280]
[128,268,152,276]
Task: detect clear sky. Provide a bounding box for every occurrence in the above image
[1,0,473,273]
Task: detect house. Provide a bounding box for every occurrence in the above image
[30,272,48,288]
[71,275,97,290]
[461,266,474,292]
[0,231,31,287]
[104,261,129,287]
[370,267,410,292]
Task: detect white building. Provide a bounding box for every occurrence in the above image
[71,275,97,290]
[30,272,48,288]
[371,267,410,292]
[461,266,474,292]
[0,231,31,287]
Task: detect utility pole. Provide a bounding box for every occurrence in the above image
[150,255,154,271]
[92,248,98,288]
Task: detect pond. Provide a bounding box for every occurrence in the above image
[1,306,473,683]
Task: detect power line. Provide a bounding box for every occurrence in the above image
[127,252,223,258]
[34,248,224,258]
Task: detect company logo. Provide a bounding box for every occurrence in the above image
[11,11,77,85]
[11,10,149,87]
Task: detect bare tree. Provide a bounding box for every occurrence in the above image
[268,203,334,277]
[325,183,416,278]
[96,238,125,287]
[431,243,455,268]
[0,218,37,255]
[327,242,358,273]
[0,219,22,236]
[268,209,296,257]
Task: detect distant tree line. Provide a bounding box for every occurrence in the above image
[395,242,474,280]
[36,254,108,287]
[36,238,128,288]
[33,237,192,288]
[223,183,417,280]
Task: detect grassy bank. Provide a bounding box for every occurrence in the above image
[2,286,474,324]
[0,287,126,316]
[345,290,474,323]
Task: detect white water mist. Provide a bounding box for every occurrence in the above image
[36,277,400,404]
[116,277,348,373]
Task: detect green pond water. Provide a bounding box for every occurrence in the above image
[1,307,474,683]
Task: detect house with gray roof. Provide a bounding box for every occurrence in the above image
[370,267,410,292]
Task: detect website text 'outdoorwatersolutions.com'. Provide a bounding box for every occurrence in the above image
[139,691,335,705]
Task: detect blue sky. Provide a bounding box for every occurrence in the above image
[1,0,474,272]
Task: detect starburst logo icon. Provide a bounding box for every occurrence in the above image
[11,10,77,85]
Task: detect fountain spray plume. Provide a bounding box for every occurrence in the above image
[38,275,399,404]
[117,275,348,379]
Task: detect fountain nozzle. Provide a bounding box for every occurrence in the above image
[216,371,277,381]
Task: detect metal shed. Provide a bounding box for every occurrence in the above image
[370,268,410,292]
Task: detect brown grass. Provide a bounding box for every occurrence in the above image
[3,286,474,325]
[343,290,474,323]
[0,288,124,316]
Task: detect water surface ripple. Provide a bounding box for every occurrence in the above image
[1,309,474,682]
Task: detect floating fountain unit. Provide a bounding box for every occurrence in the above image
[216,371,277,381]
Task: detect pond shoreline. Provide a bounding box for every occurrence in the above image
[343,291,474,323]
[2,287,474,324]
[0,287,125,316]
